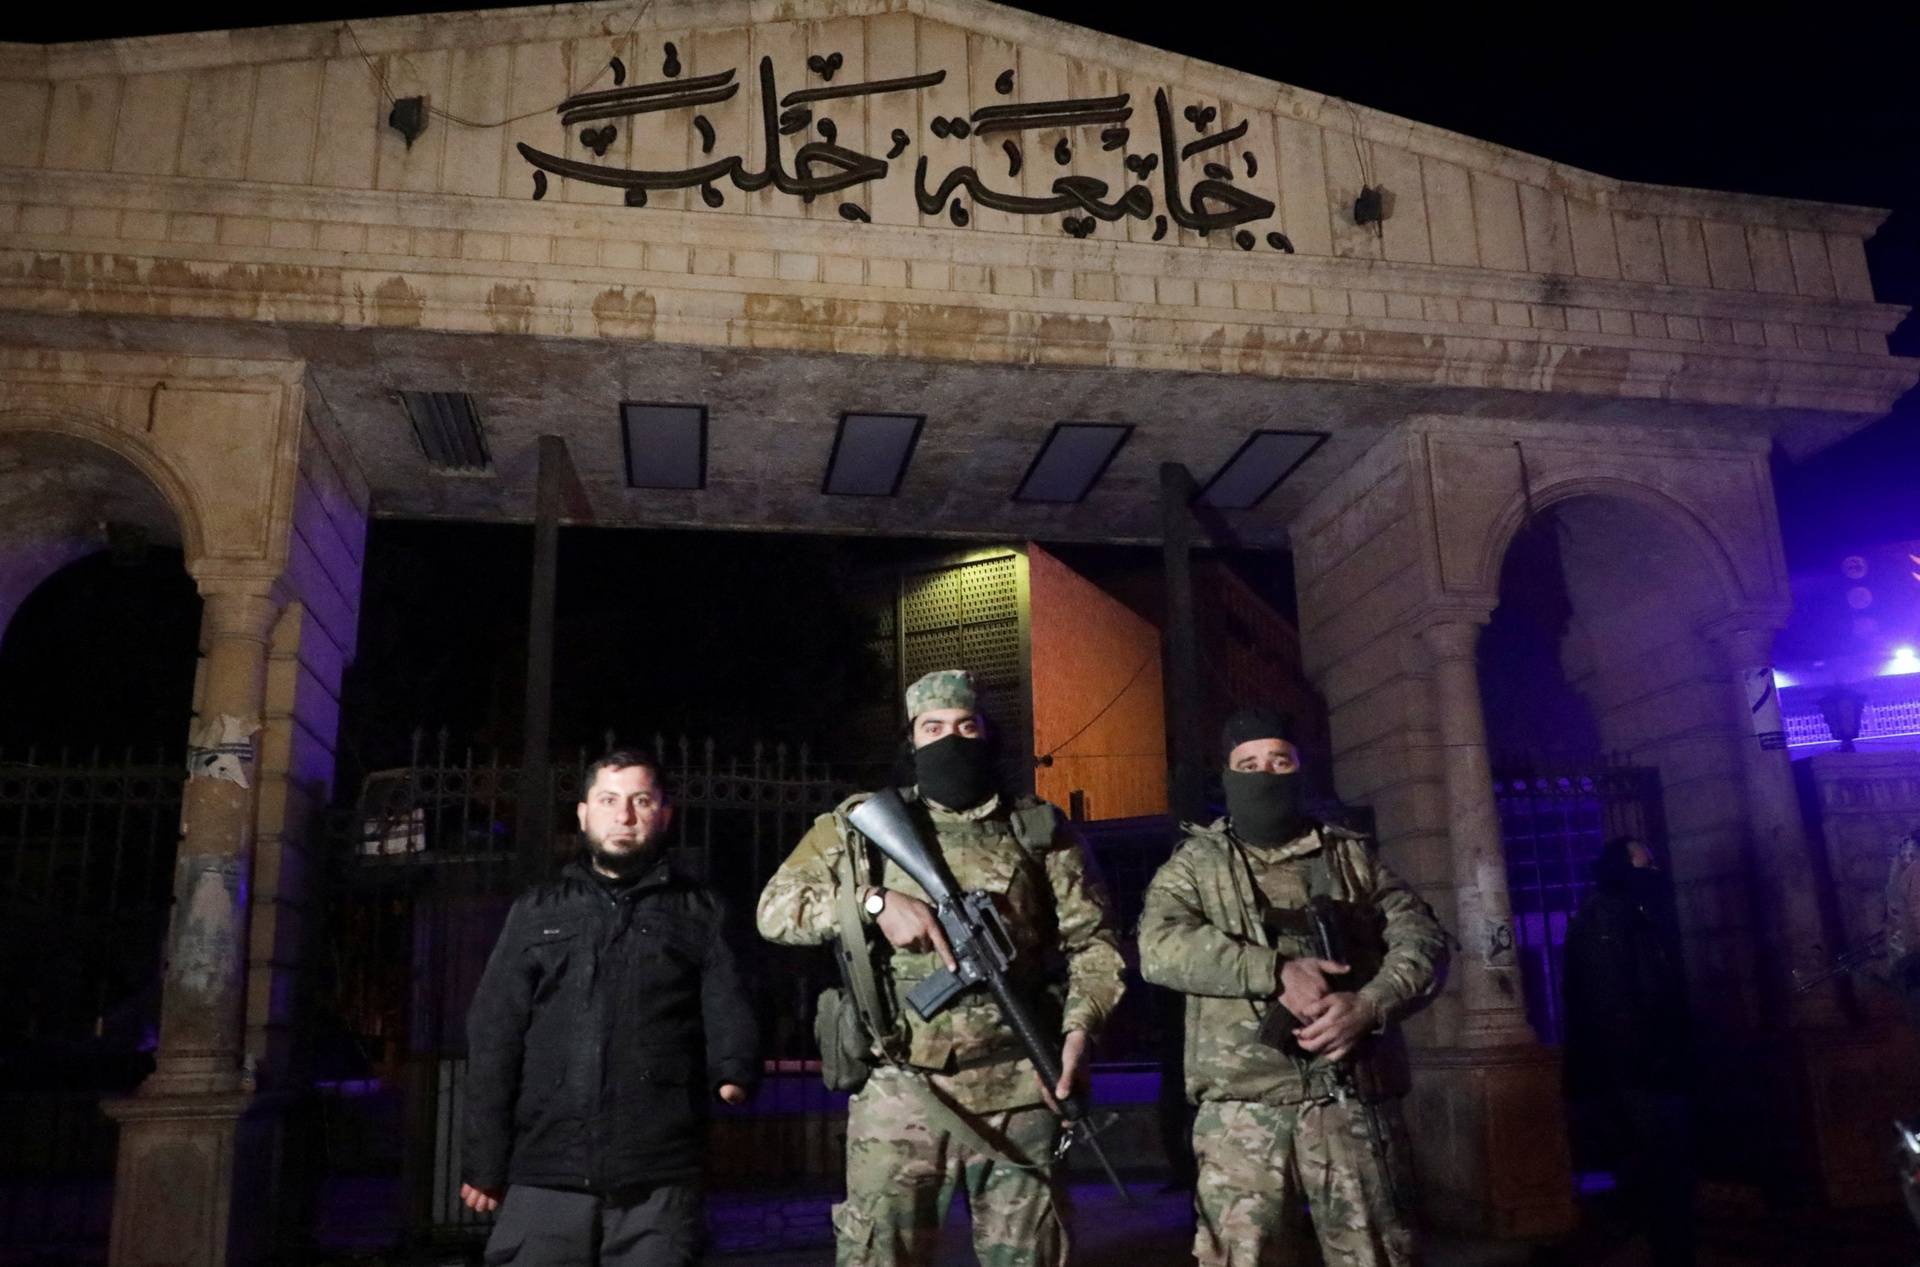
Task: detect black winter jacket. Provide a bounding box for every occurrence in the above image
[462,855,760,1192]
[1561,877,1690,1099]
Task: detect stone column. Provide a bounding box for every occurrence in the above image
[1420,618,1536,1048]
[105,575,286,1267]
[1708,622,1843,1030]
[150,580,281,1093]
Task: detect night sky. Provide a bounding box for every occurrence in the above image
[3,3,1917,758]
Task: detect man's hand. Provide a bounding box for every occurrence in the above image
[460,1183,503,1215]
[1293,992,1379,1062]
[1036,1029,1090,1113]
[869,890,958,970]
[717,1083,748,1105]
[1277,957,1348,1022]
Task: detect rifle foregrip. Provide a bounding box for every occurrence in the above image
[984,973,1088,1122]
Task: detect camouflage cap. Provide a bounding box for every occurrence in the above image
[905,668,977,719]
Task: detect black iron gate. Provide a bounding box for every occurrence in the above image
[316,733,859,1247]
[0,745,182,1257]
[1494,763,1668,1043]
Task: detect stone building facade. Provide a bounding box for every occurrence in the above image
[0,0,1914,1261]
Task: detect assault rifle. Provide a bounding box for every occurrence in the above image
[1257,895,1350,1054]
[1792,928,1889,994]
[846,789,1130,1202]
[1256,892,1408,1211]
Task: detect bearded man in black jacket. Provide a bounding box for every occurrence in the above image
[461,750,759,1266]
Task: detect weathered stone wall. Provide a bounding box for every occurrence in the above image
[1794,750,1920,1204]
[1806,749,1920,1021]
[247,397,368,1085]
[0,0,1908,420]
[1293,428,1452,1039]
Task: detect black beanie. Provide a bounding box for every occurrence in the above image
[1221,707,1293,761]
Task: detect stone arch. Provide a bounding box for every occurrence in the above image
[1474,480,1773,1037]
[0,406,210,558]
[0,412,209,646]
[1475,473,1754,626]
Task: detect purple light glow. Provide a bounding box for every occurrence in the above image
[1886,647,1920,676]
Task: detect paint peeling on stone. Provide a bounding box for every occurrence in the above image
[169,853,246,998]
[187,712,259,788]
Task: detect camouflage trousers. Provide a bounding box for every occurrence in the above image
[833,1066,1068,1267]
[1191,1097,1418,1267]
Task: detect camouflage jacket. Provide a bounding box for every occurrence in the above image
[1139,818,1447,1106]
[757,789,1125,1112]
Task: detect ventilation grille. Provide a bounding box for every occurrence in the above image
[901,554,1026,733]
[399,391,490,472]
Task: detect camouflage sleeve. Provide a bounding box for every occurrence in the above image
[1138,845,1279,999]
[1045,829,1127,1037]
[1353,849,1450,1024]
[754,813,848,947]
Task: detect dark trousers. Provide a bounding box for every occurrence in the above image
[483,1182,705,1267]
[1585,1088,1695,1267]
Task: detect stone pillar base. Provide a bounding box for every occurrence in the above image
[102,1090,289,1267]
[1404,1043,1576,1237]
[1790,1024,1920,1207]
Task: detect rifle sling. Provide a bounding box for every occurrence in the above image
[899,1073,1052,1172]
[835,842,901,1062]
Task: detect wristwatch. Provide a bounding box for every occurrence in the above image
[862,887,889,919]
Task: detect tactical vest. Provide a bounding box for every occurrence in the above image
[827,791,1062,1075]
[1205,822,1412,1103]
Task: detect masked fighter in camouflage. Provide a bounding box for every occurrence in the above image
[757,669,1125,1267]
[1139,708,1448,1267]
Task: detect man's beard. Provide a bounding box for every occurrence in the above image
[585,830,662,879]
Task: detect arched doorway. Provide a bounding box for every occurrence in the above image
[1475,488,1778,1200]
[0,429,200,1253]
[1482,493,1758,1029]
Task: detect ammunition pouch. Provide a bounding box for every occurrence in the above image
[815,985,876,1093]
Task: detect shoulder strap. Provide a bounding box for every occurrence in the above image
[832,835,904,1061]
[1006,798,1058,859]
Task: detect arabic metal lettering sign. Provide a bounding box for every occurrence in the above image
[515,47,1295,251]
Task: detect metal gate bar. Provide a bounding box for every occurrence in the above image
[1493,764,1666,1044]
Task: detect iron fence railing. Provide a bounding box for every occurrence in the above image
[0,746,181,1047]
[0,745,180,1255]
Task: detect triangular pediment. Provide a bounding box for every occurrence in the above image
[2,0,1884,272]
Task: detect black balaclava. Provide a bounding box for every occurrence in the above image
[915,733,997,811]
[1220,707,1307,846]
